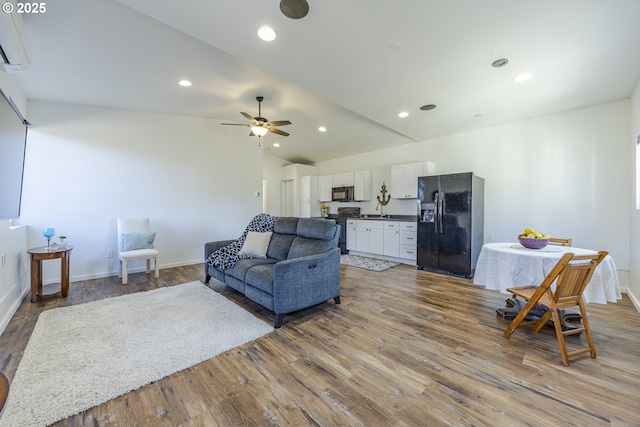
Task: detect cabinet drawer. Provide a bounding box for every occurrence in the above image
[346,219,358,227]
[400,230,417,244]
[357,220,384,229]
[400,222,417,231]
[384,221,400,230]
[400,245,417,259]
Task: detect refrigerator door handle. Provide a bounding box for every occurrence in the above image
[438,192,444,234]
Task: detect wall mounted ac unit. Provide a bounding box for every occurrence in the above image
[0,2,32,72]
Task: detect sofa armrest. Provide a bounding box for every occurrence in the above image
[272,247,341,314]
[204,239,235,260]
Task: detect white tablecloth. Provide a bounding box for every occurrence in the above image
[473,242,622,304]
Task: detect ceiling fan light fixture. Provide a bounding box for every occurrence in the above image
[251,126,269,136]
[257,26,277,42]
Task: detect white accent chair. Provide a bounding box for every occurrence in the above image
[117,218,160,285]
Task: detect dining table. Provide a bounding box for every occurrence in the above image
[473,242,622,304]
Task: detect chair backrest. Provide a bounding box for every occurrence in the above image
[553,251,608,307]
[516,252,576,304]
[117,218,151,253]
[0,371,9,416]
[549,237,572,246]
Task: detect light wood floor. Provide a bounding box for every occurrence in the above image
[1,263,639,426]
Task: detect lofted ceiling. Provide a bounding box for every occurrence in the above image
[13,0,640,164]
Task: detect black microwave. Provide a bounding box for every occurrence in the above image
[332,186,354,202]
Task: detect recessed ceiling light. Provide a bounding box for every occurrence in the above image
[318,126,326,132]
[514,73,533,82]
[398,112,409,118]
[257,26,277,41]
[492,58,509,68]
[420,104,437,111]
[273,142,280,148]
[178,80,192,87]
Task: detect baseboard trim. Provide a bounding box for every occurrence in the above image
[627,287,640,313]
[41,260,204,285]
[0,283,29,336]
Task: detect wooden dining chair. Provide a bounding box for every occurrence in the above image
[503,251,608,366]
[549,237,572,246]
[0,371,9,416]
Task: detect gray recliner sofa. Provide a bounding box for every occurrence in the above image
[204,217,341,328]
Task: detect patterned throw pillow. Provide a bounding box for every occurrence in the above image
[237,231,273,258]
[122,232,156,251]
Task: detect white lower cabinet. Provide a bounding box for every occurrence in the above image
[399,222,417,261]
[348,220,417,261]
[346,219,357,251]
[383,221,400,257]
[356,220,383,255]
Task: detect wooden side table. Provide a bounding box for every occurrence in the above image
[28,246,73,303]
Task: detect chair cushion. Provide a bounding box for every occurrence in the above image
[266,233,296,261]
[122,232,156,251]
[226,258,277,282]
[238,231,273,258]
[245,264,275,295]
[119,248,159,260]
[288,236,336,259]
[273,217,299,235]
[296,218,337,240]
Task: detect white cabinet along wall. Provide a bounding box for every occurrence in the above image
[347,220,418,262]
[391,161,434,199]
[332,172,354,187]
[383,221,400,257]
[356,220,384,255]
[399,222,417,261]
[346,219,357,251]
[354,170,372,201]
[282,163,317,217]
[300,175,319,218]
[318,175,333,202]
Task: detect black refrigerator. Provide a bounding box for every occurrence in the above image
[417,172,484,278]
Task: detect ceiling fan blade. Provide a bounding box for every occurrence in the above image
[221,123,250,126]
[241,112,258,124]
[266,120,291,127]
[269,127,290,137]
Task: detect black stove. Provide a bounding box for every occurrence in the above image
[334,207,360,254]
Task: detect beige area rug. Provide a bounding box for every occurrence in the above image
[0,281,273,427]
[340,254,401,271]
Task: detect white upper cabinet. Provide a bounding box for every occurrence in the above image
[391,161,433,199]
[318,175,333,202]
[299,175,319,218]
[353,170,371,201]
[332,172,354,187]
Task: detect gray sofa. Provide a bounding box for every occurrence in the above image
[204,217,341,328]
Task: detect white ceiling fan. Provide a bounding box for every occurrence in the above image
[221,96,292,138]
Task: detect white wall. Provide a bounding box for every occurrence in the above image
[0,74,29,335]
[262,152,288,216]
[17,101,264,283]
[628,80,640,309]
[315,100,631,280]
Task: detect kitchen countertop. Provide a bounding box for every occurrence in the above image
[325,214,417,222]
